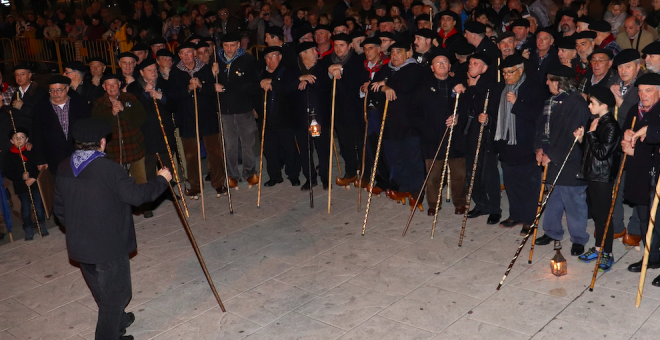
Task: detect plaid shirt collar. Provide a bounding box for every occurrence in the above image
[50,98,71,139]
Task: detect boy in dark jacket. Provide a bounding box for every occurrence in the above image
[574,87,621,271]
[2,127,48,240]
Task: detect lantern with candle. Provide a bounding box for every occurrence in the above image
[550,241,567,277]
[309,109,321,137]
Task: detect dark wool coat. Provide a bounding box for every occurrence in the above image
[92,92,147,164]
[168,62,220,138]
[216,52,258,115]
[126,78,176,155]
[257,63,297,130]
[623,104,660,204]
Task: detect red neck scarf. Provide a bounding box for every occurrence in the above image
[364,58,385,79]
[598,33,615,49]
[10,145,27,161]
[317,41,334,60]
[438,27,458,48]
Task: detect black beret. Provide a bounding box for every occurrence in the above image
[500,54,524,69]
[350,31,367,40]
[331,33,352,43]
[296,41,317,54]
[389,40,411,51]
[438,10,459,22]
[430,49,456,64]
[314,24,332,33]
[561,10,579,20]
[130,42,150,52]
[72,118,112,143]
[374,4,387,10]
[613,49,641,67]
[137,58,157,71]
[511,19,530,28]
[464,21,486,34]
[222,32,241,43]
[635,73,660,86]
[202,37,215,44]
[467,53,491,65]
[577,16,593,24]
[588,48,613,61]
[262,46,283,56]
[555,37,576,50]
[573,30,597,40]
[100,72,123,84]
[117,52,138,62]
[87,57,107,65]
[590,20,611,33]
[47,74,72,85]
[415,14,430,23]
[185,34,203,43]
[547,64,575,78]
[497,31,515,43]
[64,61,86,73]
[13,64,31,72]
[411,0,424,7]
[8,126,29,140]
[642,41,660,55]
[361,36,382,46]
[377,16,394,25]
[415,28,435,39]
[377,31,396,40]
[195,41,209,49]
[265,26,284,38]
[156,49,175,58]
[454,41,476,55]
[150,37,167,45]
[331,21,348,29]
[588,86,616,107]
[536,26,555,37]
[177,42,198,52]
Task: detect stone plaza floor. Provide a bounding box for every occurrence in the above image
[0,176,659,340]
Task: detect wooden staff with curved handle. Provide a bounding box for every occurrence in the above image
[258,90,267,208]
[358,93,368,211]
[527,164,548,264]
[157,153,225,312]
[153,97,189,218]
[362,99,389,236]
[459,90,489,246]
[637,170,660,307]
[213,49,234,214]
[431,93,461,239]
[193,88,205,220]
[497,136,579,290]
[328,78,337,214]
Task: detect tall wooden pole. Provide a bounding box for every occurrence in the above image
[258,90,267,208]
[328,78,337,214]
[362,99,389,236]
[193,88,205,220]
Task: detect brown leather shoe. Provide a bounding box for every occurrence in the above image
[228,177,239,189]
[454,206,466,215]
[185,188,200,199]
[387,190,409,205]
[354,177,369,188]
[336,175,357,187]
[623,233,642,247]
[247,174,259,187]
[427,207,437,216]
[613,228,626,240]
[409,195,423,212]
[365,184,383,195]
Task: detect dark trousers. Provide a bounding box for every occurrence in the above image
[465,151,502,214]
[425,157,466,208]
[294,128,330,185]
[335,122,364,178]
[182,134,226,191]
[263,128,299,181]
[588,181,615,253]
[143,152,173,211]
[80,255,133,340]
[366,108,388,189]
[637,202,660,263]
[501,161,541,225]
[383,136,425,197]
[18,189,47,238]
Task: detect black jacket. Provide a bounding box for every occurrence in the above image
[331,52,369,129]
[578,112,621,183]
[31,94,92,174]
[623,104,660,204]
[289,58,333,131]
[216,51,258,115]
[2,148,38,195]
[54,156,168,264]
[168,61,219,138]
[258,63,297,130]
[458,73,503,154]
[12,82,48,133]
[126,78,176,155]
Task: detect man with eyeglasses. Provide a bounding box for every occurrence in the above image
[195,42,212,65]
[63,61,101,108]
[117,52,138,89]
[32,75,91,175]
[263,26,295,67]
[578,49,615,96]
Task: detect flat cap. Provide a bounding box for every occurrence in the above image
[156,49,175,58]
[296,41,317,54]
[47,74,72,85]
[467,53,491,65]
[588,48,614,61]
[415,28,435,39]
[642,41,660,55]
[262,46,283,56]
[8,126,29,140]
[635,73,660,86]
[547,64,575,78]
[72,118,112,143]
[500,54,524,69]
[511,18,530,28]
[464,21,486,34]
[332,33,351,43]
[574,30,597,40]
[130,42,150,51]
[613,48,641,67]
[117,52,138,61]
[590,20,611,32]
[588,86,616,107]
[361,36,382,46]
[64,60,87,73]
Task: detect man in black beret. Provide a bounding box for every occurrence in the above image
[413,28,436,66]
[155,49,174,80]
[377,16,394,34]
[315,25,334,60]
[435,11,461,48]
[620,73,660,282]
[11,64,47,132]
[150,37,167,57]
[328,33,370,188]
[130,43,150,65]
[575,30,597,78]
[644,42,660,74]
[576,16,592,33]
[527,27,560,86]
[578,49,615,95]
[534,65,591,256]
[377,31,397,57]
[212,32,259,190]
[557,10,578,38]
[64,61,102,108]
[32,75,91,176]
[452,41,475,85]
[195,42,212,64]
[591,20,621,56]
[455,53,503,224]
[264,25,295,67]
[117,52,139,88]
[497,32,516,60]
[414,14,432,30]
[464,21,501,76]
[54,118,171,340]
[510,18,535,57]
[88,57,107,89]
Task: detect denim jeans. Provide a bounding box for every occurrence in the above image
[18,190,47,238]
[80,255,133,340]
[540,185,589,246]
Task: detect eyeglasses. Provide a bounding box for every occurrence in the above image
[49,87,68,94]
[502,67,521,75]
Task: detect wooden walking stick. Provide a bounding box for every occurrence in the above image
[636,173,660,307]
[333,138,342,176]
[258,90,267,208]
[362,99,389,236]
[157,153,226,312]
[214,49,233,214]
[358,94,368,211]
[193,88,206,220]
[528,164,548,264]
[307,105,314,209]
[173,127,188,184]
[328,78,337,214]
[7,109,42,238]
[497,136,580,290]
[590,118,634,291]
[153,97,189,218]
[431,93,461,239]
[402,126,450,237]
[459,90,489,246]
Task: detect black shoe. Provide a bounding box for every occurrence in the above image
[467,208,488,218]
[205,173,210,181]
[628,259,660,272]
[300,181,318,191]
[570,243,585,256]
[487,214,501,225]
[652,274,660,287]
[500,218,523,228]
[264,179,283,187]
[290,178,301,186]
[322,182,329,190]
[143,211,154,218]
[120,336,134,340]
[216,186,228,196]
[535,234,556,246]
[520,225,532,236]
[120,312,135,336]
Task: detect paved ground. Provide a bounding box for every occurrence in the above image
[1,168,659,340]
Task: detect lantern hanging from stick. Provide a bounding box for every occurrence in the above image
[309,110,321,137]
[551,241,567,277]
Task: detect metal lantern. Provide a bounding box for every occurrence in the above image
[309,110,321,137]
[551,249,567,277]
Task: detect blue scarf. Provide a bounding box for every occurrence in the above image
[71,150,105,177]
[217,47,246,66]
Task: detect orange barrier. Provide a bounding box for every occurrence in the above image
[248,45,267,60]
[11,38,117,73]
